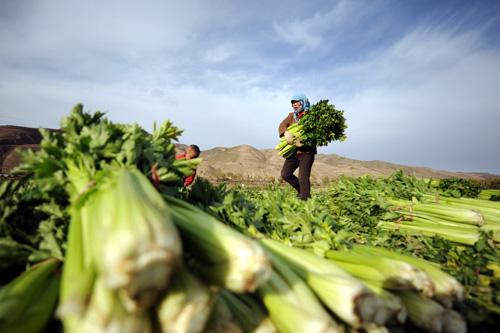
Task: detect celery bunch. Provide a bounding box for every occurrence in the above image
[275,99,347,158]
[58,167,183,331]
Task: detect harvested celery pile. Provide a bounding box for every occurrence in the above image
[1,105,499,332]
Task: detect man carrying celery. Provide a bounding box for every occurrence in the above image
[278,94,316,200]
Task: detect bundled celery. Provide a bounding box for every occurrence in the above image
[390,199,485,226]
[362,281,407,325]
[377,220,479,245]
[59,167,184,333]
[257,252,342,333]
[165,195,271,293]
[157,268,217,333]
[431,194,500,210]
[396,291,444,333]
[205,295,244,333]
[3,102,497,333]
[79,277,152,333]
[261,238,384,328]
[350,245,464,307]
[275,100,347,158]
[442,309,466,333]
[325,250,434,295]
[94,169,182,311]
[423,194,500,229]
[275,123,302,158]
[0,258,60,333]
[220,290,277,333]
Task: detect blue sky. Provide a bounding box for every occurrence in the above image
[1,0,499,174]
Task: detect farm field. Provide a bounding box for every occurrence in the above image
[1,108,499,333]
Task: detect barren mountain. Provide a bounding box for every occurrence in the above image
[196,144,499,185]
[2,125,497,184]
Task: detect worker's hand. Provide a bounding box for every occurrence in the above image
[284,131,295,145]
[294,138,304,147]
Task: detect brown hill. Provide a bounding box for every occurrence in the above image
[197,145,499,185]
[2,125,497,184]
[0,126,61,173]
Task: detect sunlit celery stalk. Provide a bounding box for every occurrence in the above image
[157,268,217,333]
[220,290,277,333]
[396,291,444,333]
[325,250,434,296]
[479,189,500,201]
[350,245,464,307]
[377,220,479,245]
[389,199,484,226]
[261,238,383,328]
[0,258,61,333]
[275,123,303,158]
[425,195,500,226]
[362,281,407,325]
[80,277,152,333]
[424,194,500,210]
[442,309,466,333]
[164,195,271,293]
[170,157,203,178]
[406,215,479,230]
[257,250,343,333]
[58,207,96,332]
[479,225,500,242]
[95,168,182,311]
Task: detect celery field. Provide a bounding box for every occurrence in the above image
[1,106,499,333]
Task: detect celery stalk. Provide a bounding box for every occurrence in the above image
[396,291,444,333]
[157,268,217,333]
[258,250,343,333]
[261,238,384,328]
[325,250,434,296]
[165,195,271,293]
[363,281,407,325]
[351,245,464,307]
[220,290,277,333]
[95,169,182,311]
[442,309,466,333]
[80,277,152,333]
[205,295,244,333]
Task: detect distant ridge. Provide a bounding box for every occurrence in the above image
[2,125,498,184]
[196,145,499,184]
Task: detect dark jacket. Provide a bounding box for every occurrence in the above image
[278,112,317,155]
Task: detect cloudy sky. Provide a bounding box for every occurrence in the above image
[1,0,499,174]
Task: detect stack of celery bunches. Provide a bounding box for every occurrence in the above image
[275,100,347,158]
[0,106,499,333]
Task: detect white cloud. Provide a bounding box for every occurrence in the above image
[333,26,482,88]
[0,1,210,56]
[1,0,499,174]
[0,68,291,151]
[318,24,500,173]
[272,0,375,52]
[203,43,240,63]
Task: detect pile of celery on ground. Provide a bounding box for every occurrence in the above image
[1,104,500,333]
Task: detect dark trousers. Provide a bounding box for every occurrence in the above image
[280,153,315,200]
